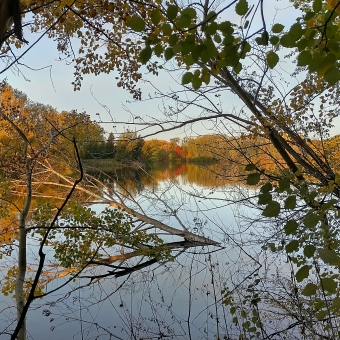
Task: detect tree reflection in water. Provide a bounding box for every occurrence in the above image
[0,163,327,339]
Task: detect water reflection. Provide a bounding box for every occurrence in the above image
[84,161,244,197]
[0,163,318,339]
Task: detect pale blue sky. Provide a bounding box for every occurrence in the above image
[2,1,340,140]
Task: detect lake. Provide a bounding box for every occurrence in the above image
[0,163,308,339]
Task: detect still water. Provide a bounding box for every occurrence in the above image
[0,163,290,339]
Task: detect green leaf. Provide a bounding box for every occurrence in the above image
[270,36,280,45]
[289,23,304,40]
[318,248,339,265]
[202,72,210,85]
[200,49,210,63]
[240,41,251,59]
[164,47,174,60]
[182,7,196,19]
[305,11,316,20]
[127,16,145,32]
[295,265,310,282]
[168,34,178,46]
[315,300,325,310]
[258,193,272,205]
[301,283,317,296]
[331,297,340,310]
[279,177,290,191]
[182,72,193,85]
[245,163,256,171]
[219,21,233,36]
[321,199,338,211]
[139,46,152,64]
[285,240,299,253]
[214,34,222,43]
[285,195,296,209]
[303,213,320,229]
[267,51,279,68]
[324,66,340,86]
[247,173,260,185]
[235,0,248,16]
[297,51,312,66]
[316,310,327,321]
[161,23,172,35]
[153,44,163,57]
[255,32,269,45]
[313,0,322,12]
[173,43,182,54]
[321,277,337,293]
[151,9,161,25]
[167,5,178,20]
[192,77,202,90]
[184,54,195,66]
[280,33,296,47]
[206,22,218,35]
[262,201,280,217]
[260,182,272,193]
[272,23,284,33]
[177,14,191,28]
[304,245,316,258]
[234,62,242,74]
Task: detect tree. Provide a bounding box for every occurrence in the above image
[3,0,340,338]
[120,1,340,337]
[0,84,219,339]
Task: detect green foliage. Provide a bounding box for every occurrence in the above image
[262,201,280,217]
[318,248,339,265]
[235,0,248,16]
[246,173,260,185]
[295,265,310,282]
[301,283,317,296]
[127,16,145,32]
[32,203,172,268]
[266,51,279,69]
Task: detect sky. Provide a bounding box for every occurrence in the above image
[1,0,340,141]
